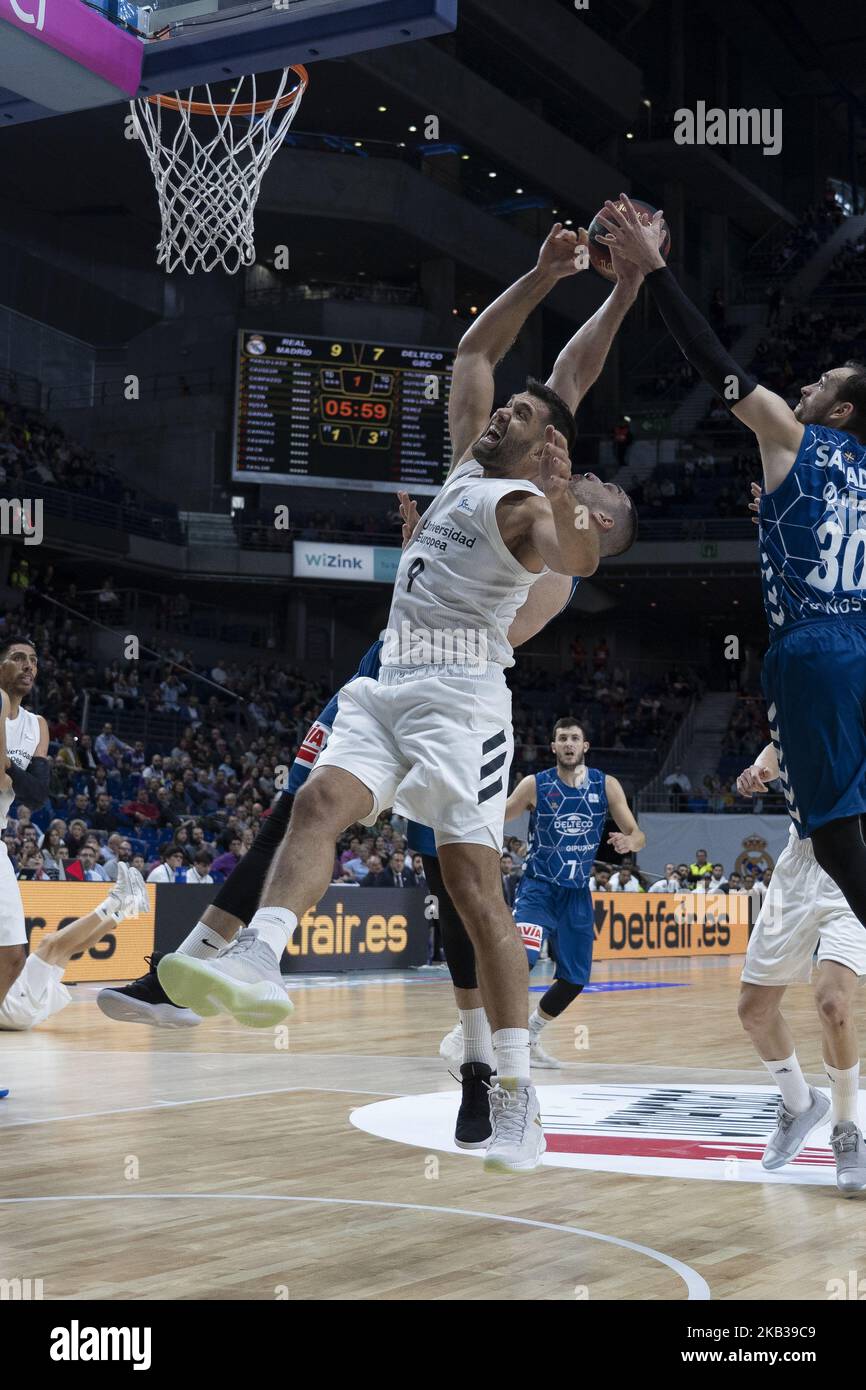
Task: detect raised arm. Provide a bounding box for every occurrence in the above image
[605,774,646,854]
[447,224,585,474]
[504,773,537,822]
[594,195,804,491]
[547,240,642,411]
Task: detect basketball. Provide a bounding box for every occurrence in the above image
[587,198,671,281]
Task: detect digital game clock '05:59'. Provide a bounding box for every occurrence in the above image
[232,329,455,493]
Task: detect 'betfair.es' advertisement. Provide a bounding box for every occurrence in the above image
[592,891,750,960]
[282,890,426,971]
[152,884,428,974]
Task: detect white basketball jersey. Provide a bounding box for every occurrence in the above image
[1,706,41,829]
[382,459,548,671]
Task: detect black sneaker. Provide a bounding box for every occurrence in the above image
[97,954,202,1028]
[455,1062,494,1149]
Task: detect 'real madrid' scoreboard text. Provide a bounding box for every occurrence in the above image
[232,331,455,494]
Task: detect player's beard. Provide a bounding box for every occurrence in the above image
[557,752,584,776]
[474,420,531,476]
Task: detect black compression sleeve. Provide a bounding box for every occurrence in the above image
[211,792,293,922]
[9,755,50,811]
[422,854,478,990]
[539,979,584,1016]
[645,266,758,406]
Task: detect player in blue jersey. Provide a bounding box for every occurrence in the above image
[491,715,645,1067]
[597,194,866,932]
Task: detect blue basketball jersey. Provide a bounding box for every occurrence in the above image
[759,425,866,638]
[522,765,608,889]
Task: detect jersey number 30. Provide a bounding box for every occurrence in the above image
[806,522,866,593]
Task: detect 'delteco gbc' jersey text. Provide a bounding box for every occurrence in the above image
[523,765,608,888]
[382,458,548,670]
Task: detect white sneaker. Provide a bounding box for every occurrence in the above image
[484,1080,546,1173]
[127,865,150,918]
[439,1021,463,1066]
[104,862,143,922]
[761,1087,830,1170]
[158,928,293,1028]
[530,1037,562,1069]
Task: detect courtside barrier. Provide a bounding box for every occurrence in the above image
[19,885,748,983]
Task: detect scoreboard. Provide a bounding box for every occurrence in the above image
[232,330,455,494]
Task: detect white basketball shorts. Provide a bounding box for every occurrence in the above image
[0,953,71,1030]
[742,831,866,986]
[0,838,26,947]
[312,665,514,851]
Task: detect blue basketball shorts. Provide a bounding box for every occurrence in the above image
[762,620,866,837]
[513,874,595,985]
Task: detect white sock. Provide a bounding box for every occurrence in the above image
[460,1007,495,1068]
[825,1059,860,1128]
[765,1052,812,1114]
[493,1027,531,1084]
[95,893,121,923]
[528,1008,547,1037]
[249,907,297,960]
[178,920,232,960]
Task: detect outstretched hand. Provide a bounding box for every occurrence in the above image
[397,490,421,547]
[537,222,589,280]
[594,193,666,275]
[538,425,572,504]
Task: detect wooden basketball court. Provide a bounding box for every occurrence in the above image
[0,954,854,1302]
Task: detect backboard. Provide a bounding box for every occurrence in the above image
[0,0,458,124]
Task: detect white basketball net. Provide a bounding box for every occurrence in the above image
[130,69,307,274]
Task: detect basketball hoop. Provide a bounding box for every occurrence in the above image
[130,65,309,274]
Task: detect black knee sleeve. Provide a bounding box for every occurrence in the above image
[539,978,584,1018]
[422,854,477,990]
[210,793,294,923]
[811,816,866,931]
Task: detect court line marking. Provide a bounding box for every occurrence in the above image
[0,1084,408,1129]
[0,1192,710,1300]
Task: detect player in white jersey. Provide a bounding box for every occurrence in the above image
[159,225,640,1173]
[0,635,153,1031]
[0,861,150,1030]
[0,638,50,1004]
[738,742,866,1192]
